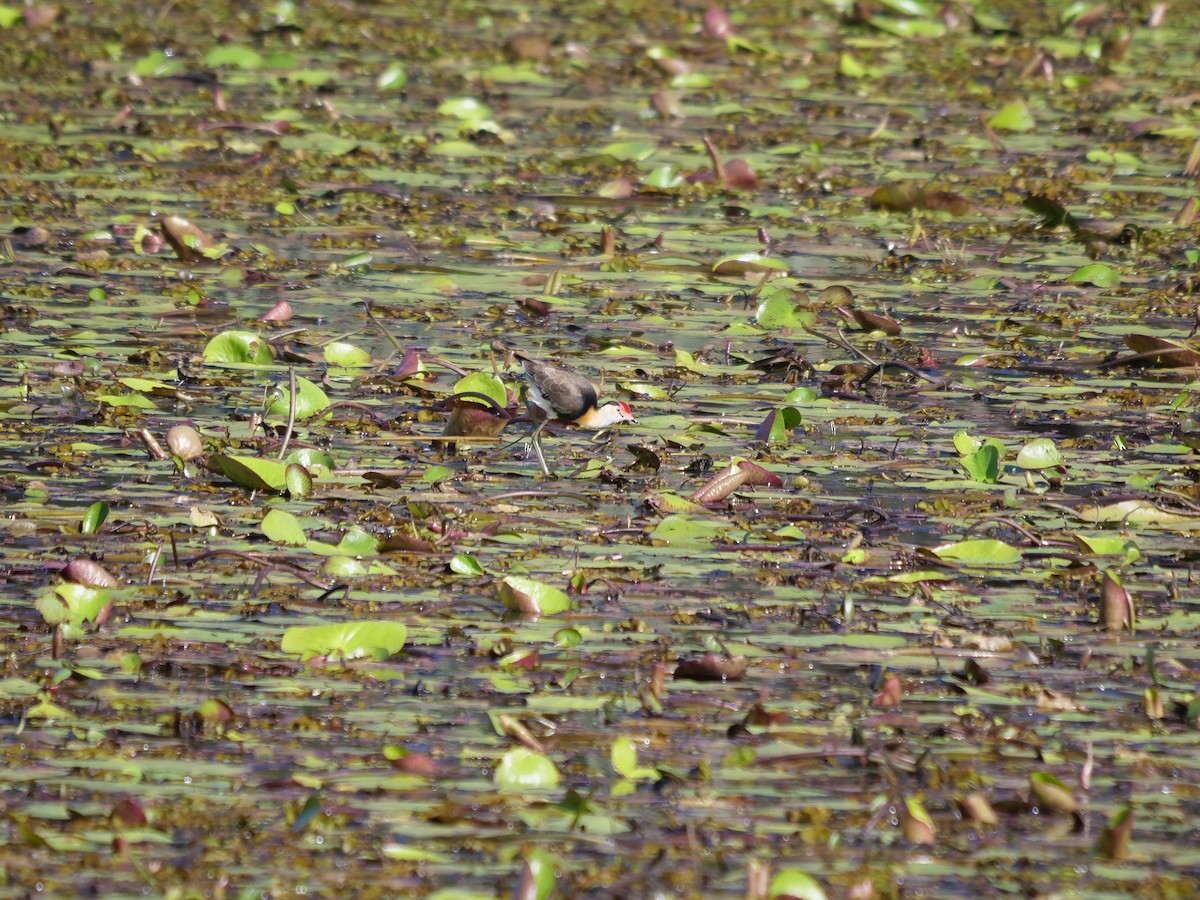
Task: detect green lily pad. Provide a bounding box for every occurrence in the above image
[1066,263,1120,287]
[262,509,307,546]
[988,101,1034,132]
[267,376,331,420]
[206,455,289,492]
[932,539,1022,565]
[323,341,372,367]
[1016,437,1064,469]
[203,331,273,366]
[769,869,827,900]
[611,737,658,780]
[494,747,560,791]
[496,576,571,616]
[452,372,508,410]
[281,622,408,660]
[377,63,407,91]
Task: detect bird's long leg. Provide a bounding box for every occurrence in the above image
[527,420,550,476]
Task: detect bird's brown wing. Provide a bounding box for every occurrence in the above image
[518,356,598,420]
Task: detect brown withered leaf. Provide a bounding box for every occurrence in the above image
[516,296,551,316]
[960,634,1013,652]
[388,750,440,776]
[393,347,425,378]
[378,533,438,553]
[505,33,551,61]
[901,798,936,844]
[869,183,969,216]
[110,797,148,829]
[959,659,990,686]
[1112,334,1200,368]
[956,792,999,826]
[743,701,789,727]
[651,90,685,120]
[443,402,510,440]
[721,158,758,190]
[1035,687,1078,712]
[828,363,871,377]
[838,306,902,336]
[673,653,748,682]
[702,135,758,190]
[1096,807,1134,861]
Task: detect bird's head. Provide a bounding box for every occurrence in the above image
[607,400,636,425]
[584,399,636,428]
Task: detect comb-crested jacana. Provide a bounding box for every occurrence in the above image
[507,350,635,475]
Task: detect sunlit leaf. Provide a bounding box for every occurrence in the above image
[988,101,1034,132]
[650,514,728,545]
[452,372,508,410]
[35,584,113,627]
[839,52,866,78]
[768,868,828,900]
[438,96,491,120]
[642,164,684,189]
[206,455,289,492]
[450,553,486,576]
[1030,772,1078,813]
[262,509,307,546]
[203,46,263,69]
[1066,263,1119,287]
[497,576,571,616]
[1016,438,1064,469]
[960,444,1001,483]
[756,289,815,330]
[81,501,108,535]
[281,622,407,659]
[1072,534,1140,561]
[1073,499,1200,527]
[598,140,657,162]
[713,252,789,276]
[323,341,372,367]
[377,63,407,91]
[611,737,658,780]
[266,376,331,420]
[494,747,560,791]
[202,331,273,366]
[932,539,1022,565]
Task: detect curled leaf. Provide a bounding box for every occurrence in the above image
[691,460,783,503]
[159,215,213,264]
[166,425,204,461]
[872,673,902,708]
[496,576,571,617]
[62,559,118,588]
[1029,772,1078,814]
[1095,805,1134,861]
[902,798,936,844]
[839,306,902,335]
[1099,570,1135,632]
[1115,334,1200,368]
[956,792,998,826]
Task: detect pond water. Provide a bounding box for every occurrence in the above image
[1,1,1198,897]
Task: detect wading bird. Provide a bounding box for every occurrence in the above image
[500,347,635,475]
